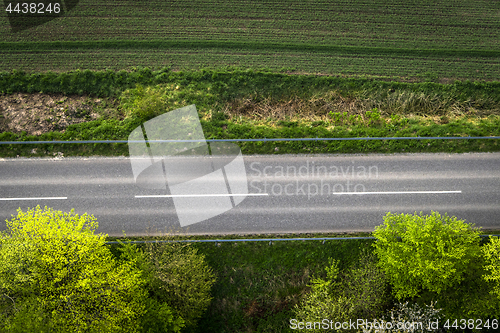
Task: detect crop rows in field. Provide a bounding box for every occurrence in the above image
[1,47,497,81]
[2,0,498,49]
[2,15,499,51]
[0,0,499,79]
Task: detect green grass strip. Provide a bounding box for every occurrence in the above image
[2,40,499,59]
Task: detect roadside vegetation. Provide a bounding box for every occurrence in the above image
[0,206,214,333]
[1,1,499,332]
[1,206,499,332]
[0,68,499,157]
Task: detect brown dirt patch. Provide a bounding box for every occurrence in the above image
[0,93,120,136]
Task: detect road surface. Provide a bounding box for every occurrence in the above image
[1,153,499,236]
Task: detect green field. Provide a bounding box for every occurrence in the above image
[1,0,499,80]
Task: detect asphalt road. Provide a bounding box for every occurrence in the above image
[1,153,499,236]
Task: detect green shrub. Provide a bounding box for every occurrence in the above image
[293,258,348,332]
[385,223,500,320]
[140,297,184,333]
[373,211,482,300]
[143,241,216,331]
[294,251,389,332]
[0,206,147,333]
[483,236,500,299]
[114,240,185,333]
[0,296,51,333]
[342,250,391,318]
[429,263,499,319]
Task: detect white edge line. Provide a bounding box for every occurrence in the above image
[0,197,68,201]
[136,194,268,198]
[136,191,461,198]
[330,191,462,195]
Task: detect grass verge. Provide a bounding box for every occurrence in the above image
[1,68,499,157]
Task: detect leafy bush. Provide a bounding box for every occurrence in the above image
[89,233,219,333]
[373,211,482,300]
[142,241,216,331]
[0,206,147,333]
[140,297,184,333]
[294,251,389,332]
[341,250,391,319]
[430,264,499,319]
[0,296,51,333]
[114,240,185,333]
[294,258,346,328]
[483,236,500,299]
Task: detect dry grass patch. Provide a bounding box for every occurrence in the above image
[222,91,368,122]
[221,90,500,125]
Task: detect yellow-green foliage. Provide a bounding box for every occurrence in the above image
[294,253,389,332]
[373,211,482,300]
[0,206,147,333]
[120,84,171,119]
[483,236,500,299]
[294,258,349,332]
[119,83,216,121]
